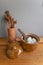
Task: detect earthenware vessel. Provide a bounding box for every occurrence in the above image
[20,33,40,51]
[6,41,23,59]
[4,10,17,42]
[8,28,16,41]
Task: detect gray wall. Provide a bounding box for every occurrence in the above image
[0,0,43,37]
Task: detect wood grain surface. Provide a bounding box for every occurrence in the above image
[0,38,43,65]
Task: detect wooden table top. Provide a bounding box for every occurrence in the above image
[0,38,43,65]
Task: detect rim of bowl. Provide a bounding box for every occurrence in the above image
[20,33,40,45]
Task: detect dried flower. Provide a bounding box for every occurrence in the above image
[4,10,17,28]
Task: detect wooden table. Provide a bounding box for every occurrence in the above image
[0,38,43,65]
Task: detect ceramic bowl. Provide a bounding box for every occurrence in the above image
[20,33,40,52]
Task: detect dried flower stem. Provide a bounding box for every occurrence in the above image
[4,10,17,28]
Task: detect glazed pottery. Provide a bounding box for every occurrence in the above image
[6,42,23,59]
[20,33,40,52]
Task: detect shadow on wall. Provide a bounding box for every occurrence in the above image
[0,15,8,37]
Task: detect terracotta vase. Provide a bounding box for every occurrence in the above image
[8,28,16,42]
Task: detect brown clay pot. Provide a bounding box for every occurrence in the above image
[8,28,16,41]
[20,33,40,52]
[6,42,23,59]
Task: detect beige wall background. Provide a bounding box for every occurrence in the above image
[0,0,43,37]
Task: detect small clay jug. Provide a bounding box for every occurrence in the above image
[6,42,23,59]
[8,28,16,41]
